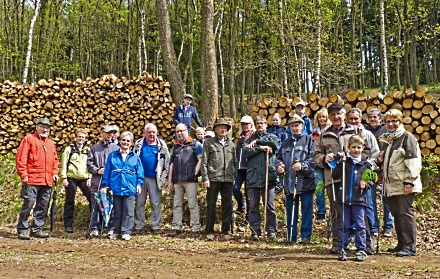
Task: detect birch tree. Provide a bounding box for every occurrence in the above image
[379,0,389,94]
[22,0,42,83]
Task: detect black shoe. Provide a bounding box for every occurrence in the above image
[152,229,162,235]
[300,238,311,245]
[190,231,200,238]
[387,246,402,253]
[282,239,293,245]
[316,214,325,223]
[267,232,277,239]
[366,247,374,255]
[132,229,143,235]
[30,231,49,238]
[250,234,259,241]
[65,227,74,233]
[330,246,339,254]
[396,249,416,257]
[169,230,182,237]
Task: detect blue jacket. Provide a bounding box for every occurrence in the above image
[267,125,287,150]
[173,104,203,129]
[102,149,144,196]
[286,114,313,137]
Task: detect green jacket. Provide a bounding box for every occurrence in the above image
[242,131,278,188]
[60,143,91,180]
[201,136,237,183]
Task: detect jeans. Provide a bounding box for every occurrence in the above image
[285,191,314,242]
[17,185,52,233]
[172,182,201,232]
[134,177,162,231]
[339,204,366,252]
[372,185,394,232]
[247,185,277,236]
[64,178,92,228]
[314,168,326,216]
[113,195,135,235]
[233,169,247,211]
[205,182,233,235]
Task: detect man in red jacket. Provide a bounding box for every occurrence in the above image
[16,118,59,240]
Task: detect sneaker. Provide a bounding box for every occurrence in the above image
[316,214,325,223]
[300,238,310,245]
[396,249,416,257]
[383,230,392,238]
[330,246,340,254]
[89,229,99,237]
[190,231,200,238]
[121,234,131,241]
[108,233,118,240]
[220,234,232,241]
[267,232,277,239]
[338,251,347,261]
[355,250,367,261]
[206,234,215,241]
[65,227,74,233]
[107,229,114,236]
[18,231,30,240]
[250,234,259,241]
[30,231,49,238]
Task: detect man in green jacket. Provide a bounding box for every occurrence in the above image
[243,116,278,240]
[201,118,237,241]
[60,128,92,233]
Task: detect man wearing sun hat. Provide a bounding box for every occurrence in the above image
[286,100,313,138]
[172,93,204,131]
[16,117,59,240]
[201,118,237,241]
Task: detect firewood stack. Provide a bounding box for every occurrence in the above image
[250,88,440,156]
[0,72,176,154]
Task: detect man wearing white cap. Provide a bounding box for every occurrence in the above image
[172,93,203,131]
[286,100,313,137]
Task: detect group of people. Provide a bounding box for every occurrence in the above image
[14,94,422,262]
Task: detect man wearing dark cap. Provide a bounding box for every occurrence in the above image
[201,118,237,241]
[87,125,120,236]
[172,93,204,131]
[313,103,356,253]
[16,117,59,240]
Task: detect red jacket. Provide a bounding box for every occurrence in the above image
[16,132,59,186]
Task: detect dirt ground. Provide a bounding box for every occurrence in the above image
[1,224,439,279]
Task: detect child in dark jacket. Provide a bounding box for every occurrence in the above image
[332,135,374,262]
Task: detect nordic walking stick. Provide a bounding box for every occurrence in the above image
[340,147,347,260]
[289,160,299,243]
[263,150,269,238]
[376,181,383,254]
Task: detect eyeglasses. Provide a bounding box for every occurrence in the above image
[385,119,399,124]
[120,139,131,143]
[176,129,187,133]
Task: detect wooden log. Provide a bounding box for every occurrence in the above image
[402,98,413,109]
[404,88,414,98]
[420,131,431,142]
[421,116,431,125]
[411,109,422,120]
[308,92,319,102]
[356,101,367,112]
[383,95,394,106]
[390,102,403,111]
[435,116,440,126]
[403,116,412,125]
[436,135,440,145]
[329,93,344,104]
[276,108,287,119]
[393,91,403,101]
[415,87,428,99]
[403,110,412,118]
[346,90,358,102]
[426,139,436,150]
[278,96,291,108]
[413,99,424,109]
[430,109,439,119]
[309,101,320,112]
[369,89,380,99]
[424,94,434,104]
[421,148,430,156]
[378,103,388,113]
[422,105,434,115]
[404,125,414,133]
[259,98,270,109]
[435,147,440,155]
[317,97,329,107]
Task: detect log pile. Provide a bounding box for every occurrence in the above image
[0,72,176,154]
[250,88,440,156]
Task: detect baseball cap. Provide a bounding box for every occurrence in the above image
[184,94,194,99]
[327,103,343,113]
[101,125,113,133]
[240,115,253,124]
[37,118,52,126]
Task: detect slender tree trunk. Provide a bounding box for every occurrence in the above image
[314,0,321,95]
[227,0,237,119]
[403,0,411,89]
[410,0,420,90]
[359,0,365,92]
[380,0,389,94]
[22,0,42,83]
[396,22,402,91]
[156,0,186,101]
[277,0,288,96]
[126,0,132,77]
[200,0,218,127]
[216,1,225,117]
[350,0,356,88]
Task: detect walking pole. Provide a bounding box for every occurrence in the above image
[263,150,269,238]
[289,160,299,243]
[376,181,384,254]
[340,148,347,261]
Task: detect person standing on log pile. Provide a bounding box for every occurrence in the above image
[132,123,170,235]
[365,108,394,239]
[87,125,120,237]
[276,115,316,245]
[313,103,356,254]
[172,94,204,132]
[286,100,313,138]
[267,113,287,194]
[346,108,379,255]
[202,118,237,241]
[195,127,206,146]
[16,117,59,240]
[168,123,203,237]
[312,108,332,223]
[233,116,255,217]
[59,128,92,234]
[376,109,422,257]
[109,125,120,145]
[243,116,278,240]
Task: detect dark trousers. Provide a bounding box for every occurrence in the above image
[387,193,417,252]
[247,185,277,236]
[64,178,92,228]
[205,182,233,235]
[17,185,52,233]
[326,183,340,247]
[339,204,366,252]
[113,195,135,235]
[233,169,248,211]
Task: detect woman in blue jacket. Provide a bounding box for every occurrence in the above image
[102,131,144,241]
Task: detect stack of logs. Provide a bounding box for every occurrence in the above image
[0,72,176,154]
[251,87,440,156]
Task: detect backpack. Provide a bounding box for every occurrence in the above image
[67,144,90,167]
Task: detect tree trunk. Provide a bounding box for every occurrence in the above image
[403,0,411,89]
[156,0,186,102]
[314,0,322,95]
[410,0,420,90]
[22,0,42,83]
[227,0,237,120]
[200,0,218,128]
[380,0,389,94]
[277,0,288,96]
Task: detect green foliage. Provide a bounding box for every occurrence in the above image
[315,181,324,194]
[362,169,378,183]
[0,154,22,224]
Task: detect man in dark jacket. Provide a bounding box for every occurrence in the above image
[243,116,278,240]
[172,94,203,131]
[87,125,120,237]
[276,115,316,245]
[201,118,237,241]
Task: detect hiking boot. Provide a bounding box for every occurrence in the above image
[338,251,347,261]
[121,234,131,241]
[220,234,232,241]
[330,246,339,254]
[396,249,416,257]
[300,238,311,245]
[316,214,325,223]
[132,229,143,235]
[107,229,114,236]
[65,227,74,233]
[267,233,277,240]
[383,230,392,238]
[205,234,215,241]
[387,246,402,253]
[18,231,30,240]
[282,239,293,245]
[355,250,367,261]
[89,230,99,237]
[190,231,200,238]
[366,247,374,255]
[169,230,182,237]
[30,231,49,238]
[250,234,259,241]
